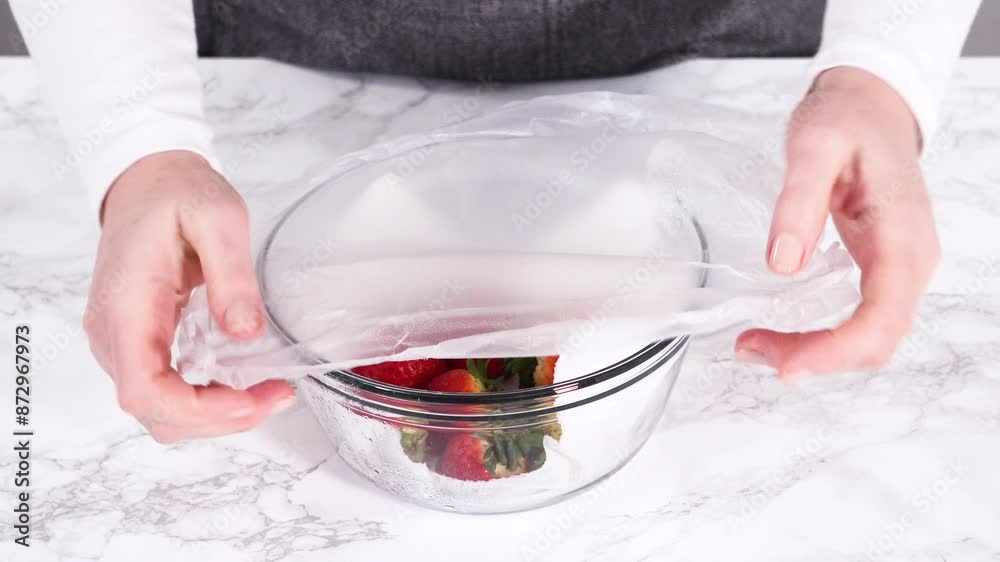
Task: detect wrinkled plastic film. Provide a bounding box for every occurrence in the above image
[177,92,859,389]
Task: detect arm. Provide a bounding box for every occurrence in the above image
[11,0,293,440]
[9,0,219,215]
[809,0,982,142]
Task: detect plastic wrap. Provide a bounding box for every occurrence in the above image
[177,92,859,389]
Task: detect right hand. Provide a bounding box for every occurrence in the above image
[85,150,295,443]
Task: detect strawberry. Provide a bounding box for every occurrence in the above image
[424,369,487,392]
[532,356,558,387]
[435,432,520,480]
[436,429,555,481]
[425,361,502,393]
[436,434,496,481]
[352,359,447,388]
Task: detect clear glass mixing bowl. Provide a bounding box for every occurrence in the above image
[298,337,689,514]
[256,132,709,513]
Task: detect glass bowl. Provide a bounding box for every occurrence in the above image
[298,337,689,514]
[256,133,709,513]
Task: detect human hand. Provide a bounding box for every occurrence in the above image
[735,67,941,380]
[85,150,295,442]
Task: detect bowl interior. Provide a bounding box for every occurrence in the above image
[258,136,709,380]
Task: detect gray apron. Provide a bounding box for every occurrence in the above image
[192,0,824,81]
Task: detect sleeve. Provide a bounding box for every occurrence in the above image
[9,0,220,217]
[808,0,982,143]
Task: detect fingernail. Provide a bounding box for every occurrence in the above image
[736,347,771,366]
[225,301,262,338]
[780,368,811,383]
[769,234,805,274]
[270,395,296,416]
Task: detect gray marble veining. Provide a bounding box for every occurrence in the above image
[0,57,998,562]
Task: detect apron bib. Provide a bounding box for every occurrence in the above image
[193,0,824,81]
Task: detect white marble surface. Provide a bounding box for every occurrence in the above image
[1,56,999,562]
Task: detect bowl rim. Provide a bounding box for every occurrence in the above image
[304,335,689,422]
[312,334,687,403]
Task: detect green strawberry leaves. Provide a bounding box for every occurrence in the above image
[400,427,430,463]
[466,359,504,392]
[503,357,539,389]
[395,357,562,480]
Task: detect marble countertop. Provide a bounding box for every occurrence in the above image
[1,56,999,562]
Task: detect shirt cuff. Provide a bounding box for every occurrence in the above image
[74,119,222,218]
[808,34,940,148]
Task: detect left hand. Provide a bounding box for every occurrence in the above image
[735,66,941,380]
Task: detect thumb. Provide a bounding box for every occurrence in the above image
[769,125,855,274]
[181,184,266,340]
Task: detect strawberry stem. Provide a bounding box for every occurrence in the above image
[466,359,503,391]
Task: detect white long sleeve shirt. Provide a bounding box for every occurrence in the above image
[9,0,983,216]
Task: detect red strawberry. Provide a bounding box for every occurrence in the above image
[425,369,488,393]
[352,359,447,388]
[436,434,495,481]
[435,429,555,481]
[532,356,558,387]
[435,432,528,481]
[427,357,509,393]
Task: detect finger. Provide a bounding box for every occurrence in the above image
[179,183,266,340]
[145,383,296,444]
[133,375,296,430]
[769,124,855,274]
[736,257,923,379]
[107,276,294,432]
